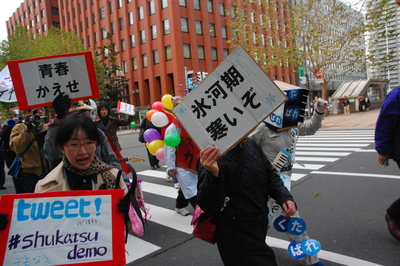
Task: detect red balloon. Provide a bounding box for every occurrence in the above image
[152,101,164,111]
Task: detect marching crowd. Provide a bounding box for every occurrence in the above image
[0,88,397,266]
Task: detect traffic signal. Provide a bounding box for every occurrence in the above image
[196,72,202,83]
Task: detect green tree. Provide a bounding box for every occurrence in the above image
[95,34,130,108]
[226,0,301,73]
[226,0,398,100]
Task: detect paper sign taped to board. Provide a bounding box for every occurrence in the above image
[173,45,287,155]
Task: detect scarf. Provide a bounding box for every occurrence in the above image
[62,155,116,189]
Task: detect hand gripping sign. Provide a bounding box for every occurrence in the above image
[0,190,125,266]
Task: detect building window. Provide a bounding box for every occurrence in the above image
[179,0,186,6]
[92,13,96,23]
[110,22,115,34]
[211,47,218,60]
[132,57,137,70]
[102,27,107,39]
[198,45,205,59]
[121,39,126,51]
[207,0,213,13]
[94,32,98,43]
[209,23,216,37]
[128,12,134,25]
[109,1,114,14]
[231,6,236,19]
[163,19,170,35]
[165,45,172,61]
[79,21,83,32]
[138,6,144,20]
[223,48,229,58]
[194,0,200,10]
[219,3,225,16]
[86,17,89,28]
[153,49,159,64]
[119,17,124,30]
[122,61,128,73]
[151,25,157,39]
[149,0,155,14]
[183,44,191,59]
[130,34,136,47]
[221,25,227,39]
[196,20,202,34]
[42,23,47,32]
[140,30,146,43]
[142,54,148,68]
[100,7,106,19]
[161,0,168,9]
[181,18,188,32]
[118,0,123,8]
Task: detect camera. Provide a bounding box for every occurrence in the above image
[29,115,49,125]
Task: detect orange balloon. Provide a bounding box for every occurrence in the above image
[146,109,158,121]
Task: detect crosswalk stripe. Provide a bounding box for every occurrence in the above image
[125,234,161,263]
[295,151,350,156]
[293,163,324,170]
[141,182,178,199]
[297,140,371,143]
[145,204,194,234]
[296,147,361,151]
[300,137,373,140]
[296,143,369,147]
[295,156,339,162]
[311,171,400,180]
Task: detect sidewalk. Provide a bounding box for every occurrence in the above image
[316,108,380,130]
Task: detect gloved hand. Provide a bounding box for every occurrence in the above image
[24,116,34,132]
[314,98,328,114]
[53,94,71,119]
[117,197,130,214]
[0,213,8,230]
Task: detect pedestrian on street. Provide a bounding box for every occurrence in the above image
[365,96,371,111]
[164,98,199,216]
[139,116,160,170]
[358,95,366,112]
[96,102,133,152]
[374,86,400,241]
[197,139,296,265]
[342,96,350,116]
[249,96,328,266]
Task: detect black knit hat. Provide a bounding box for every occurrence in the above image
[97,102,110,117]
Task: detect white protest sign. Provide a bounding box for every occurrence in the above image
[173,45,287,155]
[7,52,99,110]
[0,190,125,266]
[0,66,17,103]
[117,101,135,116]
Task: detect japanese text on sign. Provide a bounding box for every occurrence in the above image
[173,46,287,155]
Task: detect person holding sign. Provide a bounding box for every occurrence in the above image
[197,138,296,265]
[36,112,128,194]
[249,97,327,266]
[96,102,133,152]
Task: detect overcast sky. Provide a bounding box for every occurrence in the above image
[0,1,24,42]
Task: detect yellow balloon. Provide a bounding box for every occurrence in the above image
[162,94,174,110]
[148,140,164,155]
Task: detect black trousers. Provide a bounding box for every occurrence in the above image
[387,160,400,222]
[176,188,197,209]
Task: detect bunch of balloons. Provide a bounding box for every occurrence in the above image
[143,94,182,161]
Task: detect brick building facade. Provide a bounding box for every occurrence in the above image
[6,0,295,108]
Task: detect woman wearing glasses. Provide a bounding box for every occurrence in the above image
[35,112,128,193]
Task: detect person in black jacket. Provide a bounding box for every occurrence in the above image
[139,117,160,170]
[197,138,296,265]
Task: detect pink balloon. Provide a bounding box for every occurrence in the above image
[143,128,162,143]
[156,147,165,161]
[152,101,164,111]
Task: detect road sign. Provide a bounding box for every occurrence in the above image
[187,78,193,86]
[315,71,323,79]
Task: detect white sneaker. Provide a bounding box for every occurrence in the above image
[166,170,172,182]
[174,183,179,189]
[175,208,189,216]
